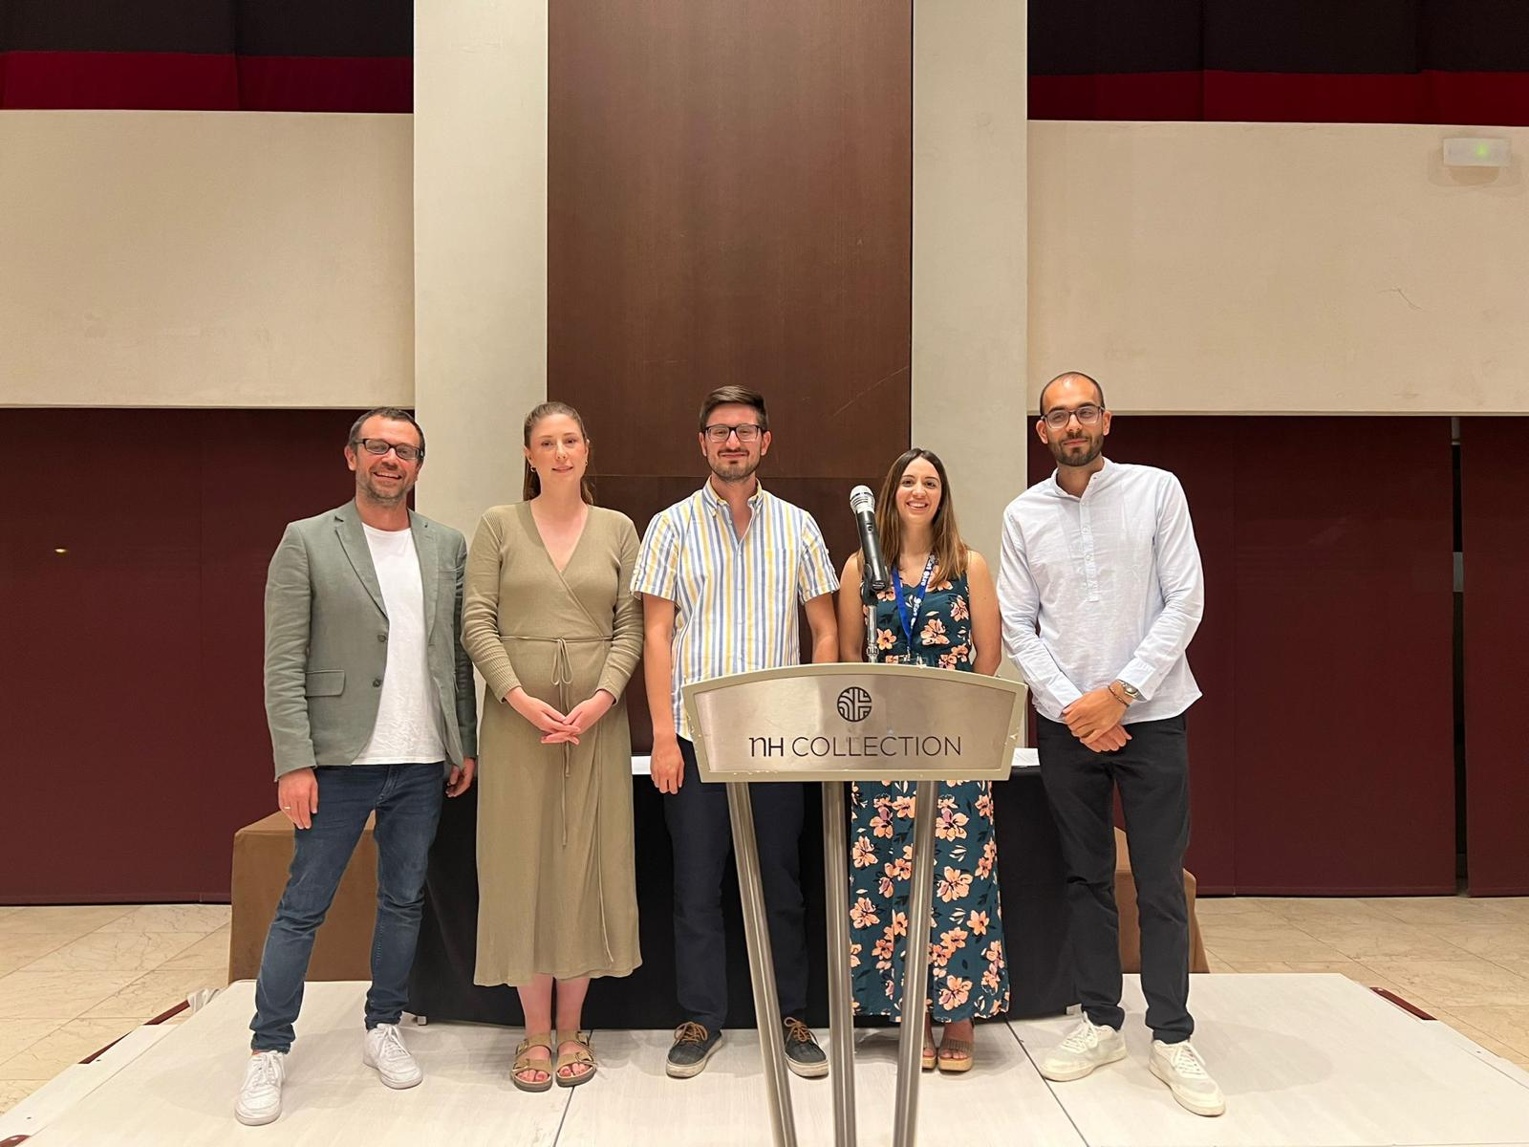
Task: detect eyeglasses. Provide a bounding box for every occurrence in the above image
[703,424,763,444]
[353,437,423,462]
[1041,404,1103,430]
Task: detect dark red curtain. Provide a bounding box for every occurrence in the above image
[0,0,410,111]
[1030,0,1529,124]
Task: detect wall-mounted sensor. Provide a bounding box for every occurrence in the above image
[1443,137,1510,168]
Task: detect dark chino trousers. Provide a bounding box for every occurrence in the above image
[1037,713,1194,1044]
[664,737,809,1032]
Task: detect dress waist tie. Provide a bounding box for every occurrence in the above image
[506,634,612,848]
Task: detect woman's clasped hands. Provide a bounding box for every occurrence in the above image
[505,686,614,746]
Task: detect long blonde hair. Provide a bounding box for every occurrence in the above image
[874,448,968,583]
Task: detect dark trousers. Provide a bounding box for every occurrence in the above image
[251,763,444,1052]
[664,738,808,1032]
[1037,714,1193,1043]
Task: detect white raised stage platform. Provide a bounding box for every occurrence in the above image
[3,976,1528,1146]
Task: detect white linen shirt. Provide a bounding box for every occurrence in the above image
[998,459,1204,724]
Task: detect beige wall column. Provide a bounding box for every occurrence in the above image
[912,1,1029,567]
[414,1,549,535]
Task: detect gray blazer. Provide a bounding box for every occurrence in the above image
[263,500,479,778]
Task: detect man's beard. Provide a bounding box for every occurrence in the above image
[708,455,760,484]
[1051,435,1103,469]
[360,472,410,504]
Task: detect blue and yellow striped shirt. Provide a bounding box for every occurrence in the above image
[632,480,839,739]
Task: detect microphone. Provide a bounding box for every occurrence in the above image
[849,485,890,593]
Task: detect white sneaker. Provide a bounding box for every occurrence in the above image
[235,1050,286,1126]
[1149,1039,1225,1117]
[1037,1016,1127,1081]
[364,1023,424,1089]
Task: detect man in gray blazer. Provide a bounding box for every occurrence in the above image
[236,407,478,1127]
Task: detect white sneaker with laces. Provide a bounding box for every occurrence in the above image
[235,1050,286,1126]
[364,1022,424,1089]
[1149,1038,1225,1116]
[1037,1016,1127,1081]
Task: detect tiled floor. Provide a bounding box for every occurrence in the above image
[3,895,1529,1115]
[1197,894,1529,1074]
[0,903,231,1113]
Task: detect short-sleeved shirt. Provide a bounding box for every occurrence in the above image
[632,479,839,739]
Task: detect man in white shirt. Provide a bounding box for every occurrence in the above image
[236,408,478,1126]
[998,372,1223,1117]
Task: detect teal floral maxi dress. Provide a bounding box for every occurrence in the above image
[848,568,1010,1023]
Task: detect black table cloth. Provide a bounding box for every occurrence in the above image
[409,768,1075,1028]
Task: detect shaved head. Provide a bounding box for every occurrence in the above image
[1038,371,1106,416]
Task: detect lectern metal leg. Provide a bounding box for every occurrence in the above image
[821,781,857,1147]
[892,779,939,1147]
[727,782,798,1147]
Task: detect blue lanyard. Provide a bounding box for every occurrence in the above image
[891,555,937,646]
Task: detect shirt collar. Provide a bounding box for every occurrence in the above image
[1049,456,1114,500]
[701,476,766,512]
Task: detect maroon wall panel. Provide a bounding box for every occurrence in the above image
[1461,417,1529,895]
[1026,416,1454,893]
[2,408,354,903]
[1231,418,1454,894]
[4,411,204,902]
[1028,420,1238,892]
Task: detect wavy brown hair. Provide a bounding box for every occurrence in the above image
[874,448,968,583]
[522,401,596,504]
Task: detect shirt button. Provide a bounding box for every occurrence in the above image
[377,633,387,642]
[373,678,383,687]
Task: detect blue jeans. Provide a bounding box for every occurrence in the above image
[250,763,445,1052]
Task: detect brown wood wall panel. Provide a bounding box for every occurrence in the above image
[548,0,913,481]
[1461,417,1529,895]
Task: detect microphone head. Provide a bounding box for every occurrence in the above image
[849,485,876,514]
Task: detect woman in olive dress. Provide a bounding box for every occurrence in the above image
[462,402,643,1092]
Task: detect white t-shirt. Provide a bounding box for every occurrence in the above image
[353,524,446,764]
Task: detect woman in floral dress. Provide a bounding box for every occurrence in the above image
[835,447,1009,1073]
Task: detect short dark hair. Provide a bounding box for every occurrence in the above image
[1038,372,1106,416]
[698,386,769,434]
[348,407,425,457]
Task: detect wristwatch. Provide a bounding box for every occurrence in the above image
[1112,680,1140,704]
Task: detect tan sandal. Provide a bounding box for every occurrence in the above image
[921,1018,936,1071]
[554,1029,596,1088]
[512,1032,555,1092]
[937,1034,974,1074]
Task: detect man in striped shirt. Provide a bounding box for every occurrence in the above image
[633,385,840,1080]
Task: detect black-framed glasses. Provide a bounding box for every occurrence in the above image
[703,423,763,444]
[354,437,424,462]
[1042,404,1103,430]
